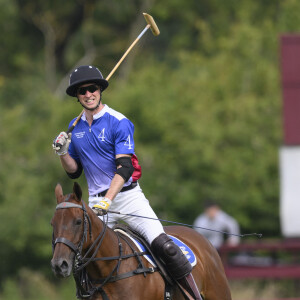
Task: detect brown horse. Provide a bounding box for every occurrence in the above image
[51,182,232,300]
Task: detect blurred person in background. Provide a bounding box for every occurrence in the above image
[193,200,240,249]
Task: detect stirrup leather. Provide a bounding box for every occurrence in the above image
[177,273,203,300]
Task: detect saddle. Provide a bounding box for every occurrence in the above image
[113,224,199,300]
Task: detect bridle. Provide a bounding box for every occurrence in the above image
[53,195,108,298]
[54,198,92,257]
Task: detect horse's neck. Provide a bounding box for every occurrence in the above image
[83,212,124,279]
[88,213,120,256]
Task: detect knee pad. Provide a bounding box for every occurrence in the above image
[151,233,192,280]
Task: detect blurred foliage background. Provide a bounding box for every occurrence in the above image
[1,0,300,298]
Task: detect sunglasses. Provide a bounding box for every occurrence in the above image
[77,84,99,95]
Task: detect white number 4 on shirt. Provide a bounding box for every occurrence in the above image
[98,128,105,141]
[124,135,133,149]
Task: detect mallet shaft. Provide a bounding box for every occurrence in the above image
[106,24,151,81]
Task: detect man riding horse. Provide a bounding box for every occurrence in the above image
[53,65,201,299]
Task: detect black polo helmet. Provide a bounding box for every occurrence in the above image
[66,65,109,97]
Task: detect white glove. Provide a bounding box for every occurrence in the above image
[92,197,112,216]
[53,132,72,156]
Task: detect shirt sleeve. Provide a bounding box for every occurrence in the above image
[115,118,135,155]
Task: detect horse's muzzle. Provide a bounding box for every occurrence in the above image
[51,257,73,278]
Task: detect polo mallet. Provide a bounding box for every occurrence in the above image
[66,13,160,135]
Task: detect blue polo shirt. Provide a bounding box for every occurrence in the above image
[68,105,134,196]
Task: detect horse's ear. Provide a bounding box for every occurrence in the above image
[73,182,82,202]
[55,183,64,204]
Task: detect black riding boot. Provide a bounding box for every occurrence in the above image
[151,233,202,299]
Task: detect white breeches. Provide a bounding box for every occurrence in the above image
[89,183,165,244]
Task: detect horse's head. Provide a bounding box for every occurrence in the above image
[51,182,89,278]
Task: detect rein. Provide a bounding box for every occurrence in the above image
[108,210,263,239]
[53,198,157,299]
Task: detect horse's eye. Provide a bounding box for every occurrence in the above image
[75,218,82,226]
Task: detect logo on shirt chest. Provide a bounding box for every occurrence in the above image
[75,132,85,138]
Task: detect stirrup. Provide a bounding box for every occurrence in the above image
[177,273,203,300]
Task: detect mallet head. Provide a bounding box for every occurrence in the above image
[143,13,160,36]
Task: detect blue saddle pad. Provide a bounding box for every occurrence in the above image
[115,230,197,267]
